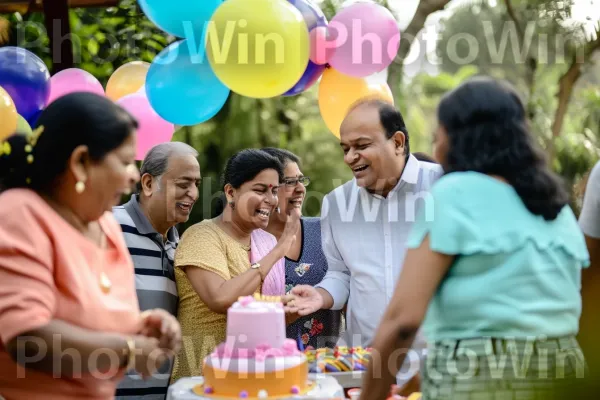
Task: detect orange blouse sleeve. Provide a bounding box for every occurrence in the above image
[0,193,56,345]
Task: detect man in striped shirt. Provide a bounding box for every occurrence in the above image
[114,142,201,400]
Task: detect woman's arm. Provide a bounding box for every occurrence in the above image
[359,235,454,400]
[184,244,288,314]
[184,211,301,314]
[584,235,600,270]
[6,319,164,378]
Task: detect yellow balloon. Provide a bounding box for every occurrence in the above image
[0,86,18,142]
[106,61,150,101]
[206,0,310,98]
[318,67,394,138]
[16,114,32,136]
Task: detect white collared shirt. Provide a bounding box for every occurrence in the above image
[317,155,443,350]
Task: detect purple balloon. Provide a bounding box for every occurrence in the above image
[0,47,50,124]
[283,61,325,96]
[288,0,327,30]
[284,0,328,96]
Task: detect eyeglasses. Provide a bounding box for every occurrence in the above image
[283,176,311,188]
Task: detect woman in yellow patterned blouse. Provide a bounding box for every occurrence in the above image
[171,149,300,381]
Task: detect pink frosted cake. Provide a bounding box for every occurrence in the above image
[194,294,312,399]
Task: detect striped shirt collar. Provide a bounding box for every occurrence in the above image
[123,194,179,244]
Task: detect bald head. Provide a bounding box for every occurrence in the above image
[138,141,201,228]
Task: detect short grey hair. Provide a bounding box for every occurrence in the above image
[137,142,198,193]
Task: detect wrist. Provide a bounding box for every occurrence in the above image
[121,336,136,370]
[273,243,288,258]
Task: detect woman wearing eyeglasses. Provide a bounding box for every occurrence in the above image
[262,148,342,349]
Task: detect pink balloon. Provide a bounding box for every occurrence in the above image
[48,68,105,104]
[117,93,175,160]
[310,26,332,65]
[328,3,400,77]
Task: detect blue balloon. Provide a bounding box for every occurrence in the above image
[0,47,50,124]
[284,0,328,96]
[146,40,230,126]
[138,0,222,38]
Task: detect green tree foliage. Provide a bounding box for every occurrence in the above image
[435,0,600,207]
[4,0,170,83]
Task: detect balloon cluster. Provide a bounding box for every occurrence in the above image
[140,0,400,137]
[0,0,400,151]
[0,47,173,160]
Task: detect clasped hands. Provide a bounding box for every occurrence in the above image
[131,309,182,379]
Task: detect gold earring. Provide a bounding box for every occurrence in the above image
[75,181,85,194]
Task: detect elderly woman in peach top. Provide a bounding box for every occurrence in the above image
[0,93,181,400]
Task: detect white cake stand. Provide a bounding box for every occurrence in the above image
[167,374,345,400]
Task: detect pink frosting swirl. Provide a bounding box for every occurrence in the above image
[238,296,254,306]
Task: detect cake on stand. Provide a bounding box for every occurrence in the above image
[167,294,345,400]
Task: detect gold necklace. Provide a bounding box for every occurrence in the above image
[42,196,112,293]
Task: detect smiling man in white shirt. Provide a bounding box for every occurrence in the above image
[288,99,442,391]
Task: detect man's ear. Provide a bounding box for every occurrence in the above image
[392,131,406,156]
[140,173,155,197]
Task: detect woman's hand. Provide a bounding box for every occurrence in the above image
[138,309,182,355]
[131,335,169,379]
[274,208,301,256]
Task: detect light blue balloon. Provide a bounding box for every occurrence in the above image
[146,39,230,126]
[138,0,222,38]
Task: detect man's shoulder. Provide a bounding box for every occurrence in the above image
[325,179,356,202]
[112,204,135,226]
[417,160,444,190]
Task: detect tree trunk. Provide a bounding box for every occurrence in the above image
[551,34,600,138]
[551,63,582,139]
[504,0,538,119]
[43,0,74,73]
[386,0,452,102]
[548,35,600,159]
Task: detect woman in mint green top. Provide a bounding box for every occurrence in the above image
[360,77,590,400]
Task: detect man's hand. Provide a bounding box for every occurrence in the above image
[138,309,182,355]
[284,285,324,316]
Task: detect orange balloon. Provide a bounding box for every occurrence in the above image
[318,67,394,138]
[106,61,150,101]
[0,86,18,141]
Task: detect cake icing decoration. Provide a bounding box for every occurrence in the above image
[238,296,254,306]
[290,385,300,394]
[203,386,213,394]
[239,390,249,398]
[257,389,269,398]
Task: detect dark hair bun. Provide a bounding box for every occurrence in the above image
[0,92,138,193]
